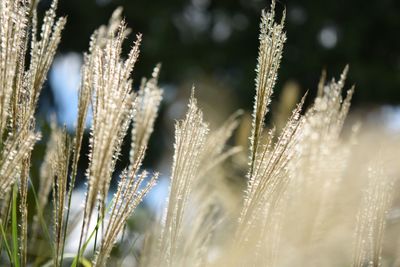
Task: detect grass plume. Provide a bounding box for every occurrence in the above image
[0,1,399,266]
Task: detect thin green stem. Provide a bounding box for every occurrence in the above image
[12,184,20,267]
[28,178,54,255]
[0,219,13,264]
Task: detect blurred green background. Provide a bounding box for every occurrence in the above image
[40,0,400,105]
[34,0,400,181]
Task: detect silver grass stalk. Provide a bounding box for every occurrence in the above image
[80,8,141,250]
[177,112,242,267]
[184,114,243,267]
[0,1,65,264]
[19,1,65,264]
[143,107,242,267]
[237,95,305,248]
[352,162,394,267]
[26,0,66,111]
[93,148,158,266]
[59,23,95,264]
[130,64,163,168]
[0,0,29,136]
[0,130,40,196]
[237,1,288,247]
[248,0,286,179]
[30,121,59,245]
[197,110,242,178]
[264,69,355,266]
[92,62,163,267]
[51,127,71,267]
[39,122,59,210]
[155,90,209,267]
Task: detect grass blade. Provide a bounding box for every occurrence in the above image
[0,219,13,264]
[71,208,107,267]
[12,184,20,267]
[29,178,55,256]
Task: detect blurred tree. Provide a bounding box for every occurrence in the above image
[34,0,400,181]
[36,0,400,107]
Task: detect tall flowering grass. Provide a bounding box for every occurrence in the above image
[0,0,399,266]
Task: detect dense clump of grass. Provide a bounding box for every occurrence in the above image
[0,0,399,266]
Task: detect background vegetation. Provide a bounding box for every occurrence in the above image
[40,0,400,106]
